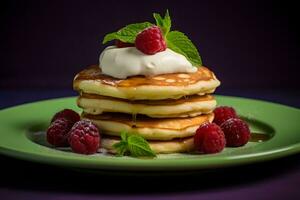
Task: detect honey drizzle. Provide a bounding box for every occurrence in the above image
[132,113,137,128]
[250,132,272,142]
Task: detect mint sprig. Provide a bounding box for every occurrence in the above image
[102,22,153,44]
[153,10,171,37]
[102,10,202,67]
[153,11,202,66]
[167,31,202,66]
[113,131,156,158]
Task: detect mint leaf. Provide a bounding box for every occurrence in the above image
[113,131,129,156]
[153,11,202,66]
[153,13,163,29]
[102,22,153,44]
[112,131,156,158]
[113,141,128,156]
[153,10,171,36]
[127,135,156,157]
[120,131,128,141]
[166,31,202,66]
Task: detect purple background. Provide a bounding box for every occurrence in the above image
[1,0,299,90]
[1,0,300,200]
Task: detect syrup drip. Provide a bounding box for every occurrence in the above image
[132,113,137,128]
[250,132,272,142]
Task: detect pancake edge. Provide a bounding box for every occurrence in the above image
[82,113,214,140]
[101,137,195,154]
[77,95,216,118]
[74,74,220,100]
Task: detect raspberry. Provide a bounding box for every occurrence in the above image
[51,109,80,124]
[221,118,250,147]
[115,40,134,48]
[213,106,238,126]
[47,118,73,147]
[194,123,226,154]
[69,120,100,154]
[135,26,166,55]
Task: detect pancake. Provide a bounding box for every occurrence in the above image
[101,136,194,154]
[82,112,214,140]
[73,65,220,100]
[78,93,216,118]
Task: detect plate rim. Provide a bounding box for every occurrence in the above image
[0,95,300,171]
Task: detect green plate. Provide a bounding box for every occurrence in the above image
[0,96,300,171]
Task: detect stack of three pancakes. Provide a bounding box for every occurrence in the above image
[73,65,220,154]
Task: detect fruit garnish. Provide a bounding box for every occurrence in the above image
[213,106,238,126]
[47,118,73,147]
[221,118,250,147]
[68,119,100,154]
[194,123,226,154]
[135,26,166,55]
[103,22,152,44]
[51,109,80,124]
[113,131,156,158]
[102,10,202,66]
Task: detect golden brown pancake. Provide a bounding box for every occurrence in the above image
[73,65,220,100]
[77,93,216,118]
[82,112,214,140]
[101,136,195,154]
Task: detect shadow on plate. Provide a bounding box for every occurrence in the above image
[1,152,300,195]
[2,115,290,195]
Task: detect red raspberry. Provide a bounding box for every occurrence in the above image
[51,109,80,124]
[69,120,100,154]
[213,106,238,126]
[47,118,73,147]
[135,26,166,55]
[194,123,226,154]
[221,118,250,147]
[115,40,134,48]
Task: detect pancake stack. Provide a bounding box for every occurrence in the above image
[73,65,220,154]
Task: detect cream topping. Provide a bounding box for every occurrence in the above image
[99,46,197,79]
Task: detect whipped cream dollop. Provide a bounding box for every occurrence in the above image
[99,46,197,79]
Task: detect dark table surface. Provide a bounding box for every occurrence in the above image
[0,89,300,200]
